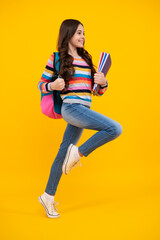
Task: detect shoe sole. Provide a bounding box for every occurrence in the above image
[62,144,73,174]
[38,196,60,218]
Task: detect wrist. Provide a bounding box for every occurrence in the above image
[100,79,108,88]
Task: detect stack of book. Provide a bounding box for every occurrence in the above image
[93,52,111,94]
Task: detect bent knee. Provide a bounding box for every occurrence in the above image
[115,123,123,137]
[107,122,123,137]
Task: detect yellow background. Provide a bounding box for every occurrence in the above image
[0,0,160,239]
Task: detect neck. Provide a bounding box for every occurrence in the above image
[68,44,78,57]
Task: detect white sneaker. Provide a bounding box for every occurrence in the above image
[62,144,82,175]
[38,193,60,218]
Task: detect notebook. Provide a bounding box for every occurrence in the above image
[93,52,111,93]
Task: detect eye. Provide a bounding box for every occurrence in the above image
[77,31,85,35]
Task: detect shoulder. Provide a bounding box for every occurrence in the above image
[47,52,59,62]
[48,53,54,62]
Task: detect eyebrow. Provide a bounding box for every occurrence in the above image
[77,30,85,33]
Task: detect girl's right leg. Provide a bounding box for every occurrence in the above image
[61,102,123,158]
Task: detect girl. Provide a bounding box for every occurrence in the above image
[38,19,122,218]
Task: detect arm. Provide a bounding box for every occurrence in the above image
[37,53,55,94]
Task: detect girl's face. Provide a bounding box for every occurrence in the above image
[69,24,85,49]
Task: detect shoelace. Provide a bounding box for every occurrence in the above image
[72,159,82,169]
[52,201,59,211]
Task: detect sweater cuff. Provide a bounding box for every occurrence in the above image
[46,82,53,91]
[100,82,108,88]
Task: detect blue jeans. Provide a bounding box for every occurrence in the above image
[45,102,123,195]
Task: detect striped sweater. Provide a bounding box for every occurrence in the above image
[38,53,108,107]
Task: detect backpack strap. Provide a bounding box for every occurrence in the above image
[52,52,63,115]
[53,52,60,75]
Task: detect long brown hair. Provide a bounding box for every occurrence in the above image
[55,19,97,90]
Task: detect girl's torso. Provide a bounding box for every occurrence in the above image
[60,56,93,108]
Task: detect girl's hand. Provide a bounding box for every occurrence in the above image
[50,78,65,91]
[94,71,107,85]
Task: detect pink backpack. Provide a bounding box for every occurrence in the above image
[40,52,63,119]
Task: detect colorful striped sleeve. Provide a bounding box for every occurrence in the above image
[37,53,55,93]
[93,79,108,96]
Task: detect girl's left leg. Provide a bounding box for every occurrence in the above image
[45,123,84,195]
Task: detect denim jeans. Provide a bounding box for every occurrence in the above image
[45,102,123,195]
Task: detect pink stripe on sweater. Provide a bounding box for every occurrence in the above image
[47,62,54,68]
[68,86,91,90]
[73,62,89,66]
